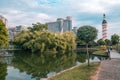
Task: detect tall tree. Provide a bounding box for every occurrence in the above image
[97,39,106,46]
[0,19,8,46]
[28,22,48,32]
[111,34,119,45]
[77,25,98,66]
[105,39,111,46]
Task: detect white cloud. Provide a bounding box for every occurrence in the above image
[18,0,39,8]
[2,9,55,27]
[1,0,120,39]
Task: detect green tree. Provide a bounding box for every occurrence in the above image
[28,22,48,32]
[14,31,76,53]
[97,39,106,46]
[0,62,7,80]
[105,39,111,46]
[111,34,119,50]
[0,19,8,46]
[111,34,119,45]
[77,25,98,66]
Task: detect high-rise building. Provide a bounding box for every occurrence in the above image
[8,27,16,41]
[0,15,8,27]
[72,27,78,35]
[102,14,107,40]
[46,16,72,33]
[8,25,27,41]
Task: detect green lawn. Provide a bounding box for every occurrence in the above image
[92,50,107,56]
[48,62,100,80]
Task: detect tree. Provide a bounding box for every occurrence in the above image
[0,19,8,46]
[105,39,111,46]
[14,31,76,53]
[0,62,7,80]
[28,22,48,32]
[77,25,98,66]
[111,34,119,50]
[97,39,106,46]
[111,34,119,45]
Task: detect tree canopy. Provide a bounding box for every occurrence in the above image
[28,22,48,32]
[97,39,106,46]
[105,39,111,46]
[0,19,8,46]
[77,25,98,43]
[14,30,76,53]
[77,25,98,66]
[111,34,119,45]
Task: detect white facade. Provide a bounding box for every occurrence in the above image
[46,16,72,33]
[102,14,107,40]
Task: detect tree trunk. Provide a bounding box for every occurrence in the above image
[86,43,90,66]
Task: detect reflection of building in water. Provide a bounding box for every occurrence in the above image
[46,16,72,33]
[0,51,13,65]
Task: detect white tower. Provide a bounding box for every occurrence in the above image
[102,14,107,40]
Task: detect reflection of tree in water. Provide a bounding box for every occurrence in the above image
[12,51,77,79]
[0,62,7,80]
[77,52,86,63]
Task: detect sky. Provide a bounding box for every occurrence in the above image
[0,0,120,39]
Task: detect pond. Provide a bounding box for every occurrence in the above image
[0,50,105,80]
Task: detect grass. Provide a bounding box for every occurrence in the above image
[48,62,100,80]
[92,50,107,56]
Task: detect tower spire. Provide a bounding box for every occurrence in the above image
[102,14,107,40]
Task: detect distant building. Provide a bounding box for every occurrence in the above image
[72,27,78,35]
[16,25,26,33]
[8,25,27,41]
[46,16,72,33]
[8,28,16,41]
[102,14,108,40]
[0,15,8,27]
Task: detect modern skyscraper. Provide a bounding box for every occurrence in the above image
[72,27,78,35]
[102,14,107,40]
[46,16,72,33]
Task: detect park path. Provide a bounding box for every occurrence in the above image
[110,50,120,58]
[97,50,120,80]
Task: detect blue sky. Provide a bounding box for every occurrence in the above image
[0,0,120,39]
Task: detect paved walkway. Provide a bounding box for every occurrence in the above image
[110,50,120,58]
[97,50,120,80]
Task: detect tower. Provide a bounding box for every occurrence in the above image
[102,14,107,40]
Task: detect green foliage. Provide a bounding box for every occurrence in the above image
[28,22,48,32]
[111,34,119,45]
[12,51,77,78]
[14,31,76,53]
[105,39,111,46]
[0,62,7,80]
[49,62,100,80]
[93,50,107,56]
[76,40,86,45]
[97,39,106,46]
[0,19,8,46]
[77,25,98,66]
[77,25,98,43]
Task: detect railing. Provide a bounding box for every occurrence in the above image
[0,45,23,50]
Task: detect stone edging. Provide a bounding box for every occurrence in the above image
[41,63,86,80]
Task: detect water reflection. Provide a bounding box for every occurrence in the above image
[0,50,103,80]
[12,51,77,79]
[0,62,7,80]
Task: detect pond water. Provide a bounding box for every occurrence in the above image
[0,50,105,80]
